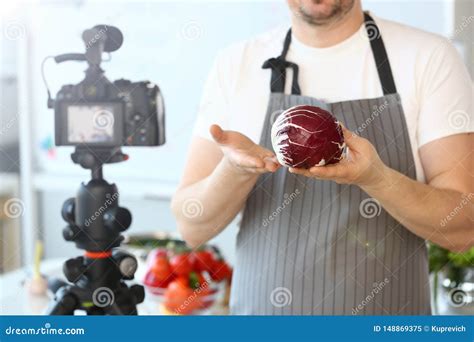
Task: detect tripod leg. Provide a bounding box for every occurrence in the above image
[46,287,78,315]
[105,303,124,315]
[87,307,105,315]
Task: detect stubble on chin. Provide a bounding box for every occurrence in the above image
[296,0,355,27]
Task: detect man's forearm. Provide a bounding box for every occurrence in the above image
[171,158,259,248]
[361,166,473,252]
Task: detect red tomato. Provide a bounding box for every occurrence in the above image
[146,248,167,266]
[153,255,173,277]
[194,250,215,272]
[210,260,232,282]
[164,277,199,314]
[143,269,172,290]
[143,252,174,289]
[195,280,214,309]
[170,253,193,277]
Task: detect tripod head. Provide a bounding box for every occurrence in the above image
[61,147,132,252]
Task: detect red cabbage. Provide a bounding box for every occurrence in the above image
[271,105,345,168]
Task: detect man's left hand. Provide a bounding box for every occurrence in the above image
[289,127,388,188]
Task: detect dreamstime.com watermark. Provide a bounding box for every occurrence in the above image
[84,192,119,227]
[440,193,473,227]
[174,281,210,314]
[352,278,390,315]
[355,100,389,135]
[449,15,474,42]
[262,189,300,227]
[4,323,85,336]
[85,25,108,50]
[0,117,17,136]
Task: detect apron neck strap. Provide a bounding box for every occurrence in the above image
[262,12,397,96]
[363,12,397,95]
[262,29,302,95]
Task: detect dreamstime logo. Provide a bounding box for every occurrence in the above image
[361,21,380,41]
[92,287,115,307]
[180,21,203,41]
[270,287,292,308]
[262,189,300,227]
[3,198,25,219]
[448,288,468,307]
[93,110,114,130]
[3,20,26,41]
[359,198,381,219]
[448,110,470,130]
[269,109,285,125]
[182,198,204,219]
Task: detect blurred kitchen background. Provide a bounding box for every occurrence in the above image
[0,0,472,315]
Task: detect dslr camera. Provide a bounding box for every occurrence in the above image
[47,25,165,150]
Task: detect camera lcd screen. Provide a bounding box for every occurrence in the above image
[67,105,116,143]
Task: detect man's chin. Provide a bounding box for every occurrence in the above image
[296,0,355,26]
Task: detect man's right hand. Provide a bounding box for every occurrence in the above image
[210,124,280,175]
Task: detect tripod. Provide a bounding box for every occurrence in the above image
[47,148,144,315]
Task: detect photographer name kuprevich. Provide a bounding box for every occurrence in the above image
[431,325,466,334]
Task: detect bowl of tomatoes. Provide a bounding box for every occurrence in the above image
[142,241,232,315]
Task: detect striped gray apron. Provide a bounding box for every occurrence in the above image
[230,13,431,315]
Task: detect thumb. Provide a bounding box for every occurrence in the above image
[210,124,228,145]
[340,125,359,149]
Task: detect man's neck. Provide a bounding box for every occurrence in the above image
[291,8,364,48]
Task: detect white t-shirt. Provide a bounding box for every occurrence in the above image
[192,14,473,181]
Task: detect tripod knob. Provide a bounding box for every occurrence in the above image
[63,257,86,283]
[63,224,81,241]
[112,250,138,279]
[103,207,132,232]
[61,198,76,223]
[130,284,145,304]
[119,256,137,279]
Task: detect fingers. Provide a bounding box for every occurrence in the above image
[264,156,281,172]
[210,124,280,173]
[289,158,351,180]
[232,152,265,169]
[309,162,347,179]
[341,125,359,150]
[288,167,313,177]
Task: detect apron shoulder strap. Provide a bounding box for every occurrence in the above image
[363,12,397,95]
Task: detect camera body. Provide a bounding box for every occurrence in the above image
[54,77,165,147]
[49,24,165,150]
